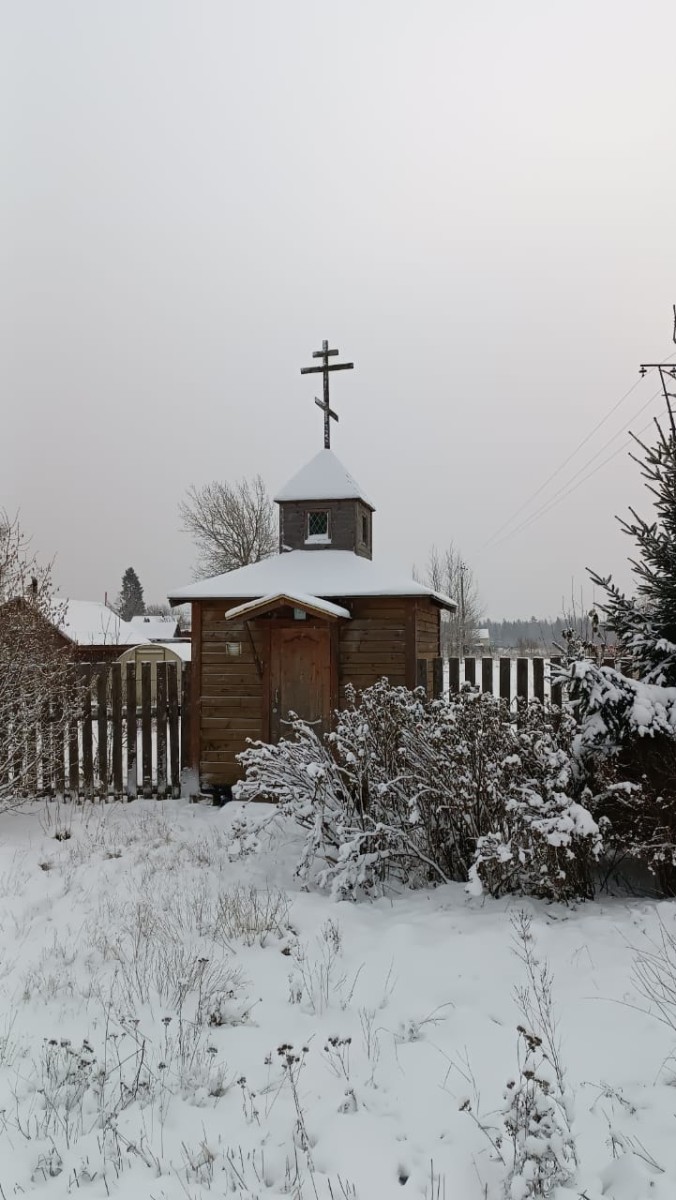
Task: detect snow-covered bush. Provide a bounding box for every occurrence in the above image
[468,701,601,901]
[236,681,599,901]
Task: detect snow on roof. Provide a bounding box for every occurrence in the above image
[224,592,351,622]
[59,601,149,647]
[130,614,181,641]
[168,550,456,610]
[274,449,374,509]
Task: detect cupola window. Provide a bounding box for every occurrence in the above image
[306,510,330,542]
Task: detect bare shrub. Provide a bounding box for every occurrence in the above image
[212,884,291,948]
[0,514,82,801]
[93,895,250,1026]
[632,911,676,1033]
[288,922,361,1015]
[502,914,577,1198]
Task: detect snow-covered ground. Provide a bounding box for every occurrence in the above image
[0,798,674,1199]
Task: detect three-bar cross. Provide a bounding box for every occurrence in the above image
[300,339,354,449]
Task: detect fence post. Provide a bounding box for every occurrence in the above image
[68,704,80,800]
[464,657,476,687]
[481,657,493,694]
[126,662,137,798]
[448,657,460,694]
[168,663,180,797]
[156,662,168,799]
[54,696,65,797]
[533,658,545,704]
[550,656,563,708]
[141,662,152,798]
[499,658,511,706]
[416,658,428,693]
[111,664,123,798]
[25,717,38,797]
[181,662,192,775]
[96,669,108,797]
[432,657,444,700]
[81,668,94,800]
[516,658,528,723]
[42,696,54,797]
[12,703,24,794]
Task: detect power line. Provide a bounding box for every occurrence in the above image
[484,353,675,547]
[494,385,662,541]
[492,407,662,548]
[483,375,642,546]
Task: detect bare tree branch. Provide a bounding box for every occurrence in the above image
[415,543,483,655]
[179,475,276,578]
[0,513,82,800]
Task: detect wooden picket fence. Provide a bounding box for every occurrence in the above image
[2,661,192,800]
[419,656,565,706]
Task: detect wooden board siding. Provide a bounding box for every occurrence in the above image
[198,601,265,787]
[193,594,442,788]
[338,597,409,697]
[414,599,442,695]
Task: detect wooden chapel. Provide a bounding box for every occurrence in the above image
[168,341,456,793]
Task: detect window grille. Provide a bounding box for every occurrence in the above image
[307,511,329,537]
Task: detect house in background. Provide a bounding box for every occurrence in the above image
[57,600,149,662]
[130,614,182,642]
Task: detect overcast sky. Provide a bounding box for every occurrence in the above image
[2,0,676,619]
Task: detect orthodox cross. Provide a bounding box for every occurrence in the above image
[300,339,354,449]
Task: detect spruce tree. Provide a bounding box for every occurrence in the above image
[116,567,145,622]
[590,399,676,685]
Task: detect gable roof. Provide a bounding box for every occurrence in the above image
[59,601,149,647]
[223,592,351,623]
[274,449,374,509]
[168,549,456,610]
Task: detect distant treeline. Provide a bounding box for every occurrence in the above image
[484,616,615,653]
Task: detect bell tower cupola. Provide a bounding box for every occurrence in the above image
[274,339,375,558]
[275,449,375,559]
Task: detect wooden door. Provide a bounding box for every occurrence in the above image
[270,625,331,742]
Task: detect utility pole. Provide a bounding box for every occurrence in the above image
[640,304,676,432]
[459,562,467,657]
